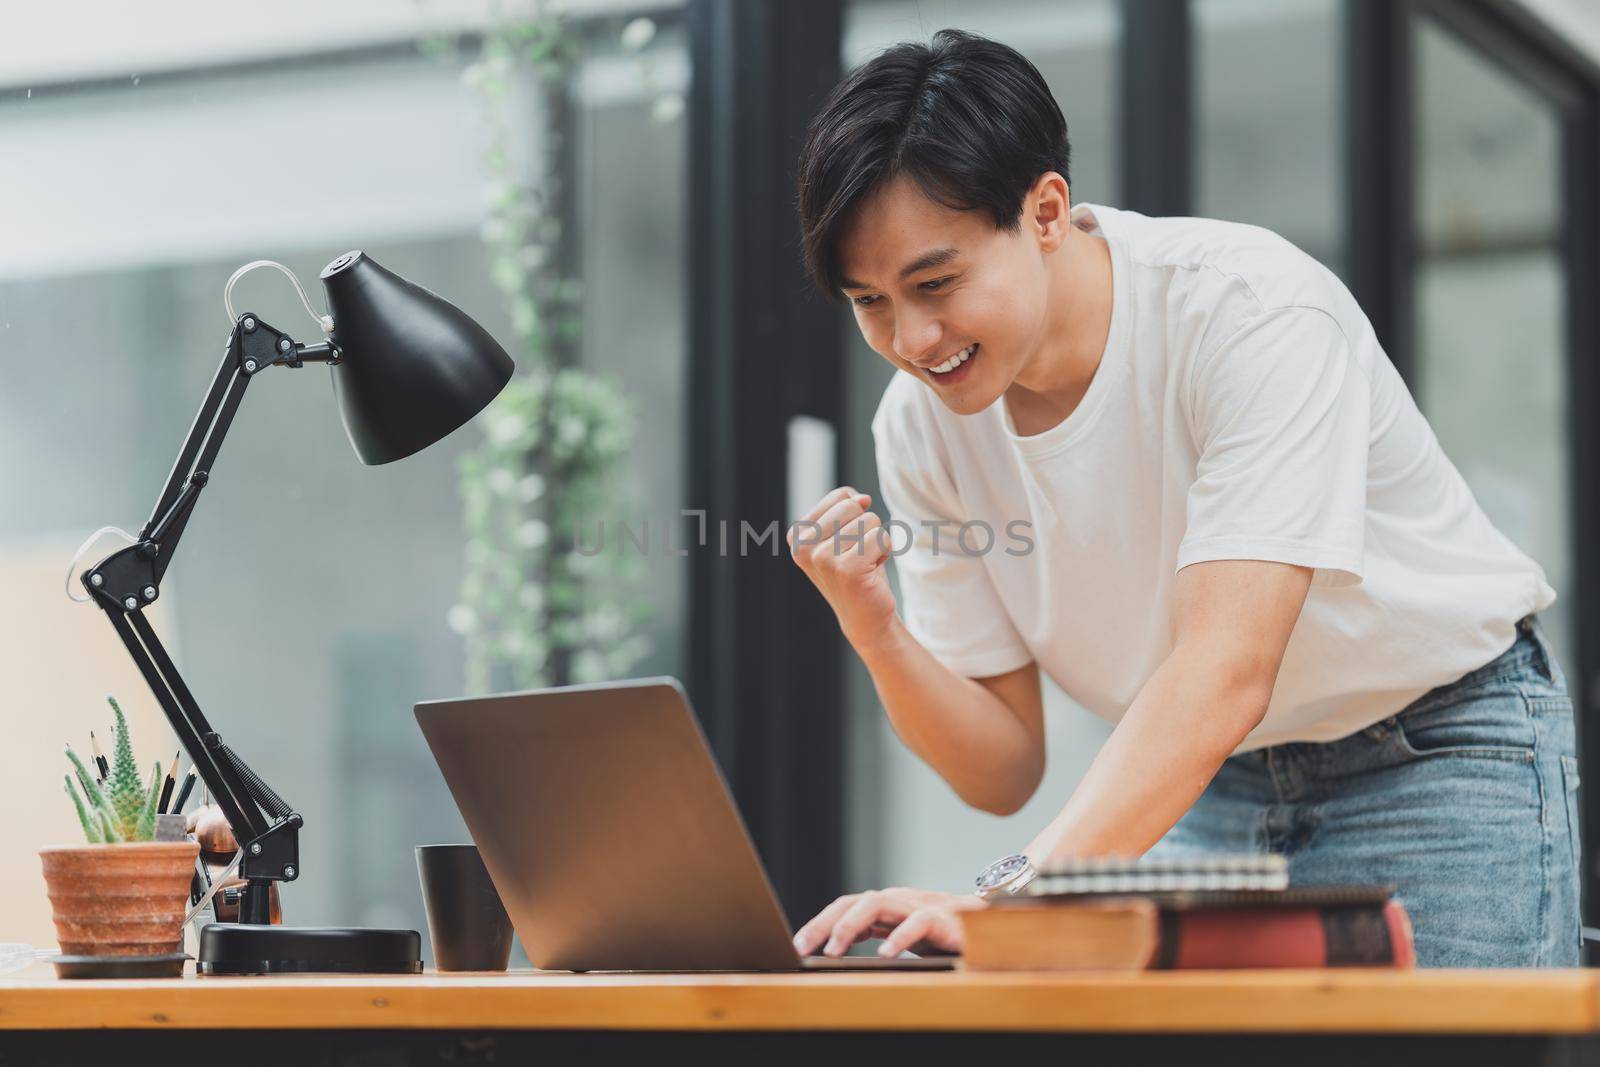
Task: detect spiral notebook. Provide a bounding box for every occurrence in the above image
[1026,854,1291,897]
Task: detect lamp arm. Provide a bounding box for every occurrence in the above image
[140,327,243,546]
[79,313,334,917]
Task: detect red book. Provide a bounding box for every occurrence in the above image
[960,890,1414,971]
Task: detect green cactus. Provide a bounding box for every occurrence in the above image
[64,697,166,844]
[103,697,146,835]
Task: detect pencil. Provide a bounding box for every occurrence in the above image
[90,731,109,782]
[172,768,198,814]
[157,751,179,814]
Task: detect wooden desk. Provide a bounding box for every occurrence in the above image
[3,968,1598,1065]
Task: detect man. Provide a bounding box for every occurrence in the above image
[785,29,1577,967]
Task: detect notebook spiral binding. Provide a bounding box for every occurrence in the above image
[1025,853,1291,897]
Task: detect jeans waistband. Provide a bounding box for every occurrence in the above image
[1248,615,1558,761]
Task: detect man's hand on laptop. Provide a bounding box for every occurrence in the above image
[787,486,899,651]
[793,887,983,959]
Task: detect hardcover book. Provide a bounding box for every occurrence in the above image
[961,887,1415,971]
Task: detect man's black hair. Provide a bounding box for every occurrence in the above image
[797,28,1071,298]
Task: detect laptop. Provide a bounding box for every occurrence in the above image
[415,677,954,972]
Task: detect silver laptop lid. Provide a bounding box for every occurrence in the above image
[415,677,801,971]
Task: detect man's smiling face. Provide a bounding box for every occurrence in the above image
[837,173,1056,416]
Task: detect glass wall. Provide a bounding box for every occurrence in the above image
[840,0,1120,898]
[1410,17,1573,667]
[0,2,687,961]
[1194,0,1345,274]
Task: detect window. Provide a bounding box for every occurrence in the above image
[1194,0,1345,274]
[0,2,688,962]
[1410,16,1572,668]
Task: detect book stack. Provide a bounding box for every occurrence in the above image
[961,855,1414,971]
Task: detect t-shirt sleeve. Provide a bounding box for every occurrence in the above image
[872,397,1034,677]
[1178,306,1370,586]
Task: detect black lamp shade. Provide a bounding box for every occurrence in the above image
[319,250,514,465]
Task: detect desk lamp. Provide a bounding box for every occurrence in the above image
[77,252,514,973]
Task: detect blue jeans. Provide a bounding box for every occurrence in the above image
[1148,616,1582,967]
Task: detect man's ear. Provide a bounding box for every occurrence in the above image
[1029,172,1070,253]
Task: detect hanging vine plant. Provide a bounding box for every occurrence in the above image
[427,8,659,693]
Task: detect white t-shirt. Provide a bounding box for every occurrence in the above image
[871,202,1555,751]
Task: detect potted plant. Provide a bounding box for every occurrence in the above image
[40,697,197,959]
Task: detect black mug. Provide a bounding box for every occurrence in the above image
[415,844,515,972]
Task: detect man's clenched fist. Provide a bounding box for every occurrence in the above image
[786,486,899,649]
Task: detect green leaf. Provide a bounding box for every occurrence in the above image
[96,806,122,844]
[135,761,162,842]
[65,776,101,844]
[64,746,111,815]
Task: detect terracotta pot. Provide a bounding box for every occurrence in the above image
[40,841,200,956]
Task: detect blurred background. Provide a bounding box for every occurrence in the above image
[2,0,1597,963]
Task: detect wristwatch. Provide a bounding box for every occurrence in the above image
[974,853,1038,901]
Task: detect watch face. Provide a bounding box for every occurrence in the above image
[977,853,1030,892]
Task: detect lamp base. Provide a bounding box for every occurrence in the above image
[198,924,421,975]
